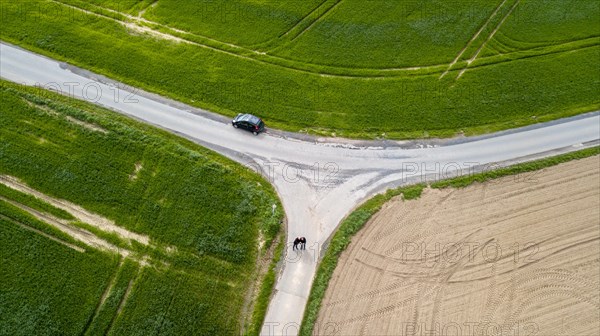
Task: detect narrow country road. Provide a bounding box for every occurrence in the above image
[1,42,599,336]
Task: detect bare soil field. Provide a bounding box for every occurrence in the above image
[317,156,600,336]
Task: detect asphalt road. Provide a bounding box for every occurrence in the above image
[1,42,599,336]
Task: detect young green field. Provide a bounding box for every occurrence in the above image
[0,200,118,335]
[0,0,597,138]
[143,0,325,46]
[0,80,283,335]
[273,0,502,68]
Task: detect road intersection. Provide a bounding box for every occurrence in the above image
[1,42,598,335]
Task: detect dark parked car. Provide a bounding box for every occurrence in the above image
[232,113,265,135]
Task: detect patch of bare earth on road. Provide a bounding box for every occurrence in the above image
[317,156,600,336]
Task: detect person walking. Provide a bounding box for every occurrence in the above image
[300,237,306,250]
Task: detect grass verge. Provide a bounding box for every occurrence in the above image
[246,234,286,336]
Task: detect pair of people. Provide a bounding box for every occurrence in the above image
[293,237,306,251]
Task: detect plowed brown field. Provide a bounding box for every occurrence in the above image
[317,156,600,336]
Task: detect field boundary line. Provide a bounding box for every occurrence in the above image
[456,0,521,79]
[439,0,509,79]
[486,32,516,55]
[250,0,334,52]
[465,40,600,74]
[504,32,600,45]
[496,31,600,51]
[0,212,85,253]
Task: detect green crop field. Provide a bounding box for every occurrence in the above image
[273,1,502,68]
[0,80,283,335]
[0,0,598,138]
[143,0,324,46]
[0,201,118,335]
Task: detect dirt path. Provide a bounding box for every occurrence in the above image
[0,175,149,245]
[1,196,130,257]
[317,156,600,336]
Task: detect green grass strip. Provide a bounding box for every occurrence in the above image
[300,146,599,335]
[246,234,285,336]
[431,147,600,189]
